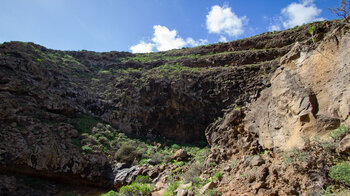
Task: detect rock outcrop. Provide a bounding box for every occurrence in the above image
[246,22,350,150]
[204,20,350,195]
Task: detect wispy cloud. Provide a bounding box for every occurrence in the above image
[130,25,208,53]
[186,38,208,47]
[268,24,281,32]
[219,36,227,42]
[206,5,248,37]
[268,0,324,31]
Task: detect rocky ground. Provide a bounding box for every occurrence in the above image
[1,19,350,196]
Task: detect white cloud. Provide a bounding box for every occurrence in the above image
[219,36,227,42]
[268,24,281,32]
[281,0,324,28]
[206,5,248,37]
[130,41,154,53]
[186,38,208,47]
[130,25,208,53]
[152,25,186,51]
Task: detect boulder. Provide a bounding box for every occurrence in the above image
[199,181,217,195]
[250,155,265,167]
[113,165,140,189]
[337,134,350,155]
[172,149,190,161]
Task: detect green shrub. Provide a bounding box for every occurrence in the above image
[171,144,181,149]
[148,153,163,165]
[184,163,202,183]
[283,147,309,165]
[101,190,120,196]
[164,181,180,196]
[330,125,348,141]
[119,183,152,196]
[98,136,109,145]
[204,189,221,196]
[134,175,151,184]
[70,115,99,133]
[173,160,185,166]
[81,145,92,154]
[211,171,223,181]
[329,162,350,186]
[114,144,141,164]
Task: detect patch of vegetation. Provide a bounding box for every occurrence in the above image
[99,70,112,74]
[70,114,99,134]
[204,189,221,196]
[283,147,309,165]
[119,183,152,196]
[81,145,92,154]
[329,125,348,141]
[322,185,350,196]
[171,144,181,149]
[164,180,180,196]
[313,136,336,152]
[210,171,223,182]
[114,144,142,165]
[230,159,237,169]
[100,190,120,196]
[184,163,203,183]
[329,162,350,186]
[120,52,202,64]
[134,175,151,184]
[143,63,200,80]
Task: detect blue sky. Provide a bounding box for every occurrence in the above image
[0,0,340,53]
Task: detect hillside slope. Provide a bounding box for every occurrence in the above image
[0,19,349,195]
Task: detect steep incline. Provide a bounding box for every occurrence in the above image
[0,20,344,194]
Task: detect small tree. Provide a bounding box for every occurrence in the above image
[329,0,350,22]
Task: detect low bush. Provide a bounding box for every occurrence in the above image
[134,175,151,184]
[114,144,141,165]
[204,189,221,196]
[164,181,180,196]
[283,147,309,165]
[330,125,348,141]
[184,163,202,183]
[81,145,92,154]
[211,171,223,181]
[171,144,181,149]
[101,190,119,196]
[329,162,350,186]
[119,183,152,196]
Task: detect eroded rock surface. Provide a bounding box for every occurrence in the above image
[245,22,350,150]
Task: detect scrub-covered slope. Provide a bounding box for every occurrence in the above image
[0,19,347,195]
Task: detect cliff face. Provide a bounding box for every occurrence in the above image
[205,21,350,195]
[246,26,350,151]
[0,19,349,195]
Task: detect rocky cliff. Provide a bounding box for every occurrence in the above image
[0,19,349,195]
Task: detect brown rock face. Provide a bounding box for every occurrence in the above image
[244,22,350,150]
[204,21,350,195]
